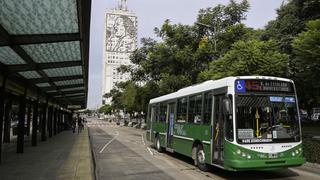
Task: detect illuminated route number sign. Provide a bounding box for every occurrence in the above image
[235,79,294,93]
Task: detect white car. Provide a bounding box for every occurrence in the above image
[311,108,320,122]
[311,113,320,121]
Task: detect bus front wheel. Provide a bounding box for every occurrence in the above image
[196,145,208,172]
[155,136,163,153]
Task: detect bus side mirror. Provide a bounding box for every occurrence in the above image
[223,98,232,115]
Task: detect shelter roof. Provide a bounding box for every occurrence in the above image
[0,0,91,109]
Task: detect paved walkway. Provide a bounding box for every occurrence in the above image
[0,128,93,180]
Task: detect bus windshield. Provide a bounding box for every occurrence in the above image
[236,95,300,144]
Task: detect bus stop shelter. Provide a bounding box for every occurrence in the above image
[0,0,91,163]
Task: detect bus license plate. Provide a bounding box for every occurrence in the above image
[268,153,278,158]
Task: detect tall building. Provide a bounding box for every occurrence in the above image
[102,0,138,104]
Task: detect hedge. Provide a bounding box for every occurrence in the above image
[303,136,320,163]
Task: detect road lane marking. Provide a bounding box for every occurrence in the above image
[147,147,154,156]
[290,167,320,179]
[141,132,154,156]
[99,131,119,153]
[141,133,146,146]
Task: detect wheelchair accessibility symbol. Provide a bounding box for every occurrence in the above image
[235,80,246,92]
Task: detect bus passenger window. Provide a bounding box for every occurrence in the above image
[188,94,202,124]
[155,103,160,122]
[224,95,234,141]
[159,103,167,122]
[177,97,187,123]
[203,92,212,124]
[151,105,157,122]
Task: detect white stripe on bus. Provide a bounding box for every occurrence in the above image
[202,141,211,145]
[173,135,194,141]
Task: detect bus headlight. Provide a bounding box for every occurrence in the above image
[292,152,296,156]
[299,147,302,152]
[295,150,299,154]
[247,154,251,159]
[242,152,246,157]
[236,149,241,155]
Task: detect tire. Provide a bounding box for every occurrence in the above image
[196,145,209,172]
[155,136,163,153]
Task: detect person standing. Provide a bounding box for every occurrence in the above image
[77,115,83,134]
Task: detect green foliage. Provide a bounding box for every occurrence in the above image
[99,104,112,114]
[105,0,320,121]
[303,137,320,163]
[264,0,320,53]
[292,19,320,107]
[217,23,262,56]
[196,0,250,58]
[120,82,138,114]
[197,0,250,30]
[201,40,289,80]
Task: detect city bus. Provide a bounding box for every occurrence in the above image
[146,76,305,171]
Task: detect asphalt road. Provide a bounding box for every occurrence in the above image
[88,117,320,180]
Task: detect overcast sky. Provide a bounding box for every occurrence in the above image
[87,0,283,109]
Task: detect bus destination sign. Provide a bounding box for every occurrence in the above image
[235,79,293,93]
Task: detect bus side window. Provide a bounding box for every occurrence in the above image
[156,103,160,122]
[147,105,151,129]
[188,94,202,124]
[159,103,167,122]
[151,105,157,123]
[214,95,222,141]
[177,97,187,123]
[224,95,234,141]
[203,92,212,124]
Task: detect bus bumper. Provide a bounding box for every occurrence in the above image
[225,157,306,171]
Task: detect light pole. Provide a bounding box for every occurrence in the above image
[195,21,220,52]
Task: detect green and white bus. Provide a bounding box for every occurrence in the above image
[146,76,305,171]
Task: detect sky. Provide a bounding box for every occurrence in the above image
[87,0,283,109]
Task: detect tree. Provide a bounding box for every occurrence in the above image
[99,104,112,115]
[216,23,263,57]
[196,0,250,58]
[200,39,289,80]
[120,81,138,114]
[292,19,320,108]
[110,0,254,115]
[103,82,130,110]
[264,0,320,54]
[197,0,250,31]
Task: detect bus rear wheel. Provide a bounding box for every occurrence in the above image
[155,136,163,153]
[196,145,208,172]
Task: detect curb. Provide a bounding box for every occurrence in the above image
[88,127,99,180]
[304,162,320,169]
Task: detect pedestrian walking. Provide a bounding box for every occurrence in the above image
[72,118,76,133]
[77,115,83,134]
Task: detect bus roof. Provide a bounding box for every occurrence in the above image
[149,76,293,104]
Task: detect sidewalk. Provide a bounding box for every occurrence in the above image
[0,127,93,180]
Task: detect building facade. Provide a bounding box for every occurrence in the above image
[102,1,137,104]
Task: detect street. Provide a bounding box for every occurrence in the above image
[88,117,320,180]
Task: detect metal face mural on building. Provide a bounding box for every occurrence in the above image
[106,14,137,53]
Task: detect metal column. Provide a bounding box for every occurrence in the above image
[41,102,47,141]
[58,110,61,133]
[32,100,39,146]
[0,86,5,162]
[17,93,26,153]
[48,106,53,138]
[26,103,32,136]
[53,107,57,135]
[3,98,12,143]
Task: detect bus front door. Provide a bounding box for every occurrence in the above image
[167,103,175,149]
[212,94,225,164]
